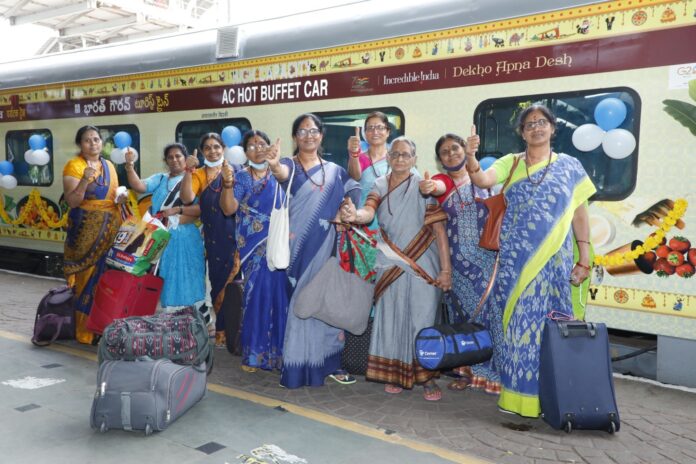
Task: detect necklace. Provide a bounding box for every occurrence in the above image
[448,174,474,208]
[367,149,387,178]
[248,166,269,193]
[206,167,222,193]
[296,156,325,187]
[384,173,412,215]
[524,149,553,185]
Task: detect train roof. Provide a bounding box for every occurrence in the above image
[0,0,601,90]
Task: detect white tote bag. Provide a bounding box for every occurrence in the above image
[266,163,294,270]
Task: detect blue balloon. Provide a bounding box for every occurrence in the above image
[221,126,242,147]
[480,156,496,171]
[28,134,46,150]
[0,160,14,176]
[113,131,132,149]
[359,141,369,153]
[594,98,627,131]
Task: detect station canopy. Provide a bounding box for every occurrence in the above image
[0,0,220,54]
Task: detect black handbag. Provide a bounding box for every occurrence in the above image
[341,318,373,375]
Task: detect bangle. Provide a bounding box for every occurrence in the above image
[222,182,234,189]
[576,239,590,245]
[179,206,184,214]
[574,262,591,271]
[441,270,452,274]
[185,166,195,173]
[350,152,360,159]
[466,163,481,174]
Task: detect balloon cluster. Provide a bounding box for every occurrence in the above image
[110,131,139,164]
[572,98,636,160]
[24,134,50,167]
[221,126,247,165]
[0,160,18,189]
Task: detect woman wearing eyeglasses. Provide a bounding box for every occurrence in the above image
[466,104,595,417]
[267,113,361,389]
[181,132,240,343]
[219,130,289,373]
[418,133,501,395]
[340,136,452,401]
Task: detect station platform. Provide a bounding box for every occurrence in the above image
[2,269,696,464]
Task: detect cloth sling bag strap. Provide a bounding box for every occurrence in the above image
[266,162,295,270]
[478,155,521,251]
[378,228,437,286]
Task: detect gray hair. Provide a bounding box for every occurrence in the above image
[389,136,416,156]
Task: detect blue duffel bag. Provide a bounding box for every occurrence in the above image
[415,292,493,371]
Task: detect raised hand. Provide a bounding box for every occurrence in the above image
[340,197,357,222]
[465,124,480,157]
[419,170,435,195]
[347,126,361,157]
[82,166,97,183]
[221,160,234,186]
[124,148,136,165]
[185,149,200,170]
[266,138,281,168]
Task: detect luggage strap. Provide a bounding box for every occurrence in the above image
[121,392,132,431]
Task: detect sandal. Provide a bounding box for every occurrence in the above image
[447,378,470,391]
[328,369,356,385]
[423,381,442,401]
[241,365,257,373]
[384,384,403,394]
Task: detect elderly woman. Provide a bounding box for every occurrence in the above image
[63,125,123,344]
[181,132,239,341]
[466,104,595,417]
[267,113,360,388]
[124,143,205,311]
[220,130,288,372]
[341,136,452,401]
[418,133,501,394]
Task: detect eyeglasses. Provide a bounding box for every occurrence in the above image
[296,128,321,138]
[388,151,415,160]
[202,144,223,152]
[439,144,464,158]
[246,144,268,152]
[365,124,388,133]
[523,119,550,131]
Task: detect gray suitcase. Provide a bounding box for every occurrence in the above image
[91,359,206,435]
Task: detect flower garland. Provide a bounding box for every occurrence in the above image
[0,189,69,229]
[594,198,688,268]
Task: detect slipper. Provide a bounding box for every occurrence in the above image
[241,365,258,373]
[447,378,470,391]
[328,369,356,385]
[384,384,403,394]
[423,381,442,401]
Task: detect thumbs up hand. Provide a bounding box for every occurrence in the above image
[347,126,361,158]
[419,170,436,195]
[266,138,281,168]
[340,197,358,222]
[221,160,234,187]
[185,149,200,170]
[465,125,480,157]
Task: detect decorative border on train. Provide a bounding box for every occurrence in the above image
[588,285,694,317]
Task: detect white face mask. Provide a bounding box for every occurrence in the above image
[248,160,268,170]
[203,158,224,167]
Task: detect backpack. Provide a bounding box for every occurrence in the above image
[31,285,75,346]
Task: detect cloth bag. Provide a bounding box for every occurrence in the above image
[478,155,520,251]
[294,229,374,335]
[106,209,170,276]
[266,163,294,271]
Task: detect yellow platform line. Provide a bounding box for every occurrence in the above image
[0,329,489,464]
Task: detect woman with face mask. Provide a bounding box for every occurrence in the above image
[181,132,240,344]
[125,143,205,312]
[219,130,289,373]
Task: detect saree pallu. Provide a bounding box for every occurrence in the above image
[63,157,121,344]
[234,170,289,371]
[366,174,446,389]
[440,182,501,393]
[280,158,360,388]
[358,155,389,231]
[489,153,596,417]
[199,172,240,334]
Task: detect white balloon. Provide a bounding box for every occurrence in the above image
[224,146,247,165]
[24,149,36,165]
[602,129,636,160]
[32,149,50,166]
[124,147,139,163]
[110,147,126,164]
[0,175,18,189]
[572,124,605,152]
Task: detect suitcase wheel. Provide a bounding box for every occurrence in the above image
[99,422,108,434]
[144,423,153,436]
[608,421,617,434]
[564,421,572,434]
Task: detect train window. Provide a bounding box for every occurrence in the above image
[313,107,405,171]
[5,129,54,186]
[176,118,252,164]
[474,87,641,201]
[97,124,141,189]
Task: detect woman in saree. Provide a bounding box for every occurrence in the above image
[267,113,360,389]
[63,125,123,344]
[181,132,240,342]
[418,133,501,394]
[124,143,206,311]
[466,104,595,417]
[220,130,288,372]
[341,136,452,401]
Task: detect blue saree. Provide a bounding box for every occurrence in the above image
[279,157,360,388]
[233,169,289,370]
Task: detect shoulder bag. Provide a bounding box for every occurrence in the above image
[478,155,521,251]
[266,162,295,271]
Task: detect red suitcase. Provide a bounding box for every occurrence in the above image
[87,270,162,335]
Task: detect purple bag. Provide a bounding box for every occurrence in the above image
[32,286,75,346]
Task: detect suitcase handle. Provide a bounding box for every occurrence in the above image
[558,321,596,338]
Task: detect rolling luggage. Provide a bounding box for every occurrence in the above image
[91,359,206,435]
[31,285,75,346]
[86,269,163,335]
[539,318,620,433]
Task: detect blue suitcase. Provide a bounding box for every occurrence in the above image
[539,319,620,434]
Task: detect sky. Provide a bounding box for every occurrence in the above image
[0,0,359,63]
